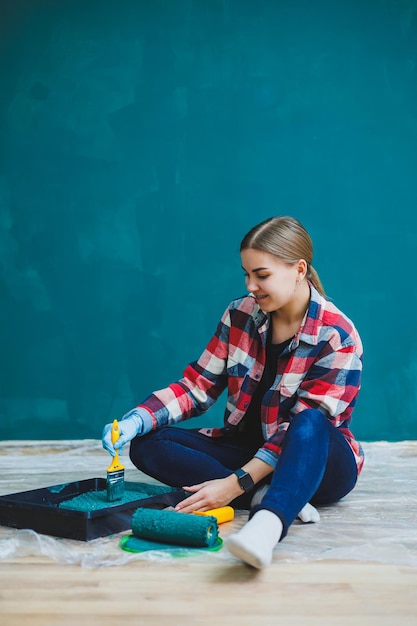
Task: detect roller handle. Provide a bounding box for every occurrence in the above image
[193,506,234,524]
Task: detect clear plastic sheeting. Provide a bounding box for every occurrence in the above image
[0,440,416,568]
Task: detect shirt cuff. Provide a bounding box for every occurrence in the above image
[254,448,279,468]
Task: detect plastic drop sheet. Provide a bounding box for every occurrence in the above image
[0,440,416,568]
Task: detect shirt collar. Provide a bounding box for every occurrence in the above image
[295,283,324,346]
[250,282,325,348]
[251,283,325,348]
[250,301,269,347]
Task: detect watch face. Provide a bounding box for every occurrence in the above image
[240,474,253,491]
[235,470,254,492]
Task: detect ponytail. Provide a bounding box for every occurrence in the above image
[307,265,326,297]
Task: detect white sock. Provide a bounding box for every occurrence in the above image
[297,502,320,523]
[226,510,283,569]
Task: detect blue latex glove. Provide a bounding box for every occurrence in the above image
[102,409,144,456]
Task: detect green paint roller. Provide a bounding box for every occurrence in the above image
[120,508,223,553]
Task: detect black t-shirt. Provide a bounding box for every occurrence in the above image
[236,330,293,447]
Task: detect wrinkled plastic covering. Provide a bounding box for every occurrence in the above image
[0,440,416,568]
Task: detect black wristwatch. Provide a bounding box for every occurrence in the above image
[233,468,255,493]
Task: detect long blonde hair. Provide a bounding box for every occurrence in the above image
[240,216,326,297]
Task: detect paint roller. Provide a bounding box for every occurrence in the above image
[130,507,219,548]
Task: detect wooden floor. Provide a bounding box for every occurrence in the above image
[3,557,417,625]
[1,441,417,625]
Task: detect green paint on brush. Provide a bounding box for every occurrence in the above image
[59,484,173,512]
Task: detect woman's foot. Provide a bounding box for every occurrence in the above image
[226,510,283,569]
[297,502,320,523]
[251,486,320,524]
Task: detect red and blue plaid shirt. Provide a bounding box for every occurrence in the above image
[138,284,364,474]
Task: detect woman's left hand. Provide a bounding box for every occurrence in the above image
[175,475,242,513]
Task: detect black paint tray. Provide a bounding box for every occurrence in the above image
[0,478,186,541]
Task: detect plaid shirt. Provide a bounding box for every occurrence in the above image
[138,284,364,474]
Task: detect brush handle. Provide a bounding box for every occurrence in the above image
[107,419,125,472]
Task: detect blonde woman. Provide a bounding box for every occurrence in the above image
[103,216,364,569]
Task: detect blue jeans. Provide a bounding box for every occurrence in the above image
[129,409,359,536]
[129,423,258,508]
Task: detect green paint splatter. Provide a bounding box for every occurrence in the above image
[48,483,69,493]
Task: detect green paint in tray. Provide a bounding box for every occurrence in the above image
[59,483,174,512]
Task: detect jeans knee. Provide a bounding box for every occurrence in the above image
[129,435,146,469]
[289,409,329,440]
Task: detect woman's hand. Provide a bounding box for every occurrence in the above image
[175,475,243,513]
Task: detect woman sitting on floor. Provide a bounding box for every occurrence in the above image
[102,215,364,569]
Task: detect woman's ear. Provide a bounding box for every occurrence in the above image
[297,259,308,281]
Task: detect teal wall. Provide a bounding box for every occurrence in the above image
[1,0,416,441]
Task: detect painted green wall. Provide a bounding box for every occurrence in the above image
[1,0,416,441]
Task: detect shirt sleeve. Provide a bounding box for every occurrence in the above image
[136,306,232,429]
[291,339,362,424]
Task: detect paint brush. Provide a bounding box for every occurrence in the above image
[106,419,125,502]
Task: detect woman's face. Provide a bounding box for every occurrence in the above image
[241,248,299,314]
